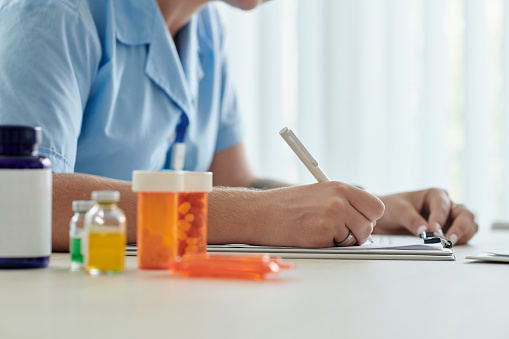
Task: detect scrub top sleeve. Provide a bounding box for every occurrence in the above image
[213,11,244,153]
[214,59,244,153]
[0,1,101,172]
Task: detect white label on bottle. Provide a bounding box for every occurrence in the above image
[0,169,52,257]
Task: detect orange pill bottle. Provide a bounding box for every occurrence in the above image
[132,171,183,269]
[177,172,213,258]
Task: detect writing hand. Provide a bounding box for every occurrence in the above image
[255,181,385,247]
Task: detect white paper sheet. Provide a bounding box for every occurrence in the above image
[466,251,509,263]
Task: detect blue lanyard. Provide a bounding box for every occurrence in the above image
[175,113,189,143]
[170,113,189,171]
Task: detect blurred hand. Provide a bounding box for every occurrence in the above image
[255,181,385,247]
[375,188,478,245]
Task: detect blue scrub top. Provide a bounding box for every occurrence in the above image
[0,0,243,181]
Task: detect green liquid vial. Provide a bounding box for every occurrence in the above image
[70,237,83,268]
[69,200,94,271]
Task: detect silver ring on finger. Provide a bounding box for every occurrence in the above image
[334,231,353,247]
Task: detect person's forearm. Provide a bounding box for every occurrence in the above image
[52,173,136,252]
[206,186,297,246]
[52,173,283,252]
[205,177,291,245]
[52,174,384,251]
[207,182,384,247]
[207,187,264,245]
[249,178,291,189]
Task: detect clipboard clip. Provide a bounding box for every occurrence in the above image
[420,231,453,249]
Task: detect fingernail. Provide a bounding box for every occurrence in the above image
[449,234,458,245]
[417,225,427,236]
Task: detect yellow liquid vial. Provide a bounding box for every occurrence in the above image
[86,225,125,275]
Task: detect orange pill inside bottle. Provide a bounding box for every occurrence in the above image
[177,172,213,258]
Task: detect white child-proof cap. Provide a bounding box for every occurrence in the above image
[132,170,184,192]
[72,200,94,213]
[182,171,213,193]
[92,190,120,203]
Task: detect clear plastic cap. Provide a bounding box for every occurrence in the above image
[72,200,94,213]
[91,190,120,203]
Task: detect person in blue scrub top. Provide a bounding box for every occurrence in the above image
[0,0,477,251]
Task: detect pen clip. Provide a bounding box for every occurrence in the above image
[420,231,453,249]
[280,127,318,166]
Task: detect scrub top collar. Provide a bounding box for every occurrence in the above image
[113,0,205,126]
[113,0,156,45]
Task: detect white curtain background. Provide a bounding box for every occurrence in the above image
[217,0,509,229]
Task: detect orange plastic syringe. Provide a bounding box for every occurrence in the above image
[169,253,294,280]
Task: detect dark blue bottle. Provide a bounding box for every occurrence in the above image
[0,126,52,268]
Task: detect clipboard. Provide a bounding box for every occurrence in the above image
[126,235,456,261]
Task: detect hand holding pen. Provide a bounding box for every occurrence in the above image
[279,127,384,246]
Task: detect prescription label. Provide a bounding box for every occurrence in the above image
[0,169,52,257]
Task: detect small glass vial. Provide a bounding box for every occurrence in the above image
[0,125,52,269]
[69,200,94,271]
[132,170,183,270]
[84,191,126,276]
[177,172,212,258]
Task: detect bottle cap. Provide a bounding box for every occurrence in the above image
[182,171,213,193]
[91,190,120,203]
[132,170,183,192]
[0,125,42,145]
[0,125,42,155]
[72,200,94,213]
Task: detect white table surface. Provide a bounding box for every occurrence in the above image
[1,230,508,339]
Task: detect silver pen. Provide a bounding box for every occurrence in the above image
[279,127,329,182]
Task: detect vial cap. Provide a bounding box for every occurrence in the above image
[72,200,94,213]
[0,125,42,145]
[132,170,183,192]
[182,171,213,192]
[91,190,120,203]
